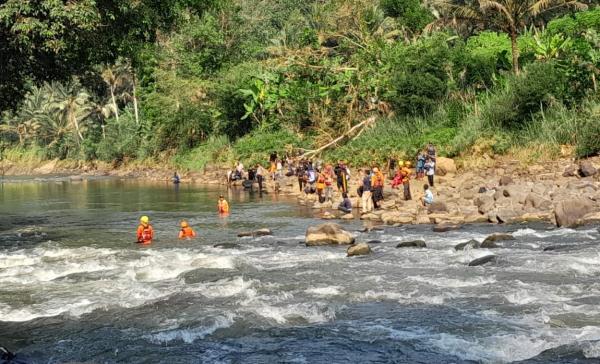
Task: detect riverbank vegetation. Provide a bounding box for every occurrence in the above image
[1,0,599,169]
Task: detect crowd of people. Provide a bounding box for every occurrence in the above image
[149,144,439,244]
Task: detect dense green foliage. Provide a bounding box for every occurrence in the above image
[1,1,599,168]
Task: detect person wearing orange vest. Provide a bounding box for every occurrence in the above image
[178,220,197,239]
[218,195,230,214]
[136,216,154,245]
[401,161,412,200]
[371,167,385,209]
[316,171,326,203]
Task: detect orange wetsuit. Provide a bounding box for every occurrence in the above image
[178,226,197,239]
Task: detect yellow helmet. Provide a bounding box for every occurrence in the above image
[398,160,404,166]
[180,220,189,228]
[140,216,149,224]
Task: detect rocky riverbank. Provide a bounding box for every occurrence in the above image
[279,156,600,229]
[2,155,600,229]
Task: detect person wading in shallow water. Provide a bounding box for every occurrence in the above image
[178,220,196,239]
[218,195,230,214]
[136,216,154,245]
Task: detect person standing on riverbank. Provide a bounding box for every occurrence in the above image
[136,216,154,245]
[334,161,350,194]
[371,167,385,209]
[401,161,412,201]
[416,152,426,179]
[425,157,435,187]
[361,169,373,214]
[324,164,334,202]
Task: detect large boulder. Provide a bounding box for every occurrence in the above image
[347,243,371,257]
[436,157,457,176]
[578,160,598,178]
[524,193,552,210]
[381,211,414,225]
[305,223,355,246]
[554,198,596,228]
[475,194,495,214]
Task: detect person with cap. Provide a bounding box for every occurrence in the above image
[136,216,154,245]
[401,161,412,201]
[218,195,230,214]
[178,220,197,239]
[371,166,385,209]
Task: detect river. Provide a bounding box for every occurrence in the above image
[1,177,599,363]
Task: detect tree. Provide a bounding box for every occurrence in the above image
[429,0,587,74]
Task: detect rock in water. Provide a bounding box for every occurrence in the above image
[341,213,354,220]
[347,243,371,257]
[468,255,497,266]
[237,228,273,238]
[305,223,355,246]
[396,240,427,248]
[367,240,383,244]
[483,233,515,243]
[554,198,595,228]
[433,224,461,233]
[455,239,480,251]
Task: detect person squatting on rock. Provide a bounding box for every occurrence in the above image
[421,184,434,207]
[338,192,353,214]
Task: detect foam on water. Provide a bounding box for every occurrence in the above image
[305,286,343,296]
[408,275,496,288]
[144,313,236,344]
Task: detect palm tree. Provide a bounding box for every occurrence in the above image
[49,82,93,145]
[428,0,587,74]
[101,64,124,123]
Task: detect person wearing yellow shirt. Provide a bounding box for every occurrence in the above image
[218,195,230,214]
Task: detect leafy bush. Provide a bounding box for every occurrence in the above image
[380,0,433,32]
[483,61,567,129]
[387,35,450,116]
[172,135,232,171]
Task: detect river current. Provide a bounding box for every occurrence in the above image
[1,178,599,363]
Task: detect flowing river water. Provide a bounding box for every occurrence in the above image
[1,177,600,363]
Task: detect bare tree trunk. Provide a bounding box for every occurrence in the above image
[132,76,140,126]
[510,29,520,75]
[300,116,377,159]
[110,86,120,123]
